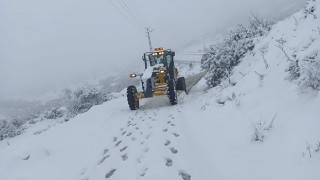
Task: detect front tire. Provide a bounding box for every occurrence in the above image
[167,79,178,105]
[127,86,139,110]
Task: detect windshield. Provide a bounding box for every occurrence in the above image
[144,51,174,69]
[149,55,164,66]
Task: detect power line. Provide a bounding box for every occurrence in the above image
[119,0,143,26]
[116,0,144,29]
[123,0,149,26]
[108,0,155,52]
[107,0,144,32]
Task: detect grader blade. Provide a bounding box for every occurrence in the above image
[185,71,207,94]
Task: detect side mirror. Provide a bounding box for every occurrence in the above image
[172,52,175,56]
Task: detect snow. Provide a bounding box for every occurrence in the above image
[1,3,320,180]
[141,64,163,80]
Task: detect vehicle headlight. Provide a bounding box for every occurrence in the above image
[129,73,137,78]
[160,70,165,73]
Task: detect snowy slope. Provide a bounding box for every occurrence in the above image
[1,2,320,180]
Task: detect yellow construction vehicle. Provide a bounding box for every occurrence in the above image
[127,47,186,110]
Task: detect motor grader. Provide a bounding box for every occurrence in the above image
[126,47,186,110]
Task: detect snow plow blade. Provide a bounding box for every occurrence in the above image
[185,71,207,94]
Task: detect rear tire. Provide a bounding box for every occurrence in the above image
[167,79,178,105]
[127,86,139,110]
[176,77,186,92]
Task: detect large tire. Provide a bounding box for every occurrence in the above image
[127,86,139,110]
[167,79,178,105]
[168,61,175,79]
[176,77,186,92]
[145,78,153,98]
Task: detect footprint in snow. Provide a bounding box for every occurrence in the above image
[105,169,116,179]
[140,168,149,177]
[145,134,151,139]
[120,146,128,152]
[98,155,110,164]
[131,137,136,141]
[127,132,132,136]
[143,147,150,152]
[162,128,168,132]
[22,154,30,160]
[179,171,191,180]
[173,133,180,137]
[170,147,178,154]
[103,149,109,155]
[165,158,173,167]
[135,127,139,130]
[113,137,117,142]
[164,140,171,146]
[115,141,122,147]
[137,156,143,163]
[167,121,171,124]
[80,168,87,175]
[170,123,175,127]
[121,154,128,161]
[122,131,127,135]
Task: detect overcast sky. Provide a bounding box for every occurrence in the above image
[0,0,304,100]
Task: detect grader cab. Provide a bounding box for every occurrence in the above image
[126,47,186,110]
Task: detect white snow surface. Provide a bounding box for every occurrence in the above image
[141,64,163,80]
[1,4,320,180]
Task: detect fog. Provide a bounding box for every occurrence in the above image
[0,0,304,100]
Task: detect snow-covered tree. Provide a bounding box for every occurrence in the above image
[202,16,273,88]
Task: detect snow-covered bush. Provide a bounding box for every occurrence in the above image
[202,16,273,88]
[286,60,301,81]
[304,140,320,158]
[304,0,317,19]
[251,114,277,142]
[0,119,23,140]
[298,53,320,91]
[66,88,109,116]
[44,107,65,119]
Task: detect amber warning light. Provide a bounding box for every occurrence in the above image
[154,47,164,51]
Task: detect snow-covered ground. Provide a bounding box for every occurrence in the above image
[1,2,320,180]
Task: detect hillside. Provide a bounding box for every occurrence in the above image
[1,1,320,180]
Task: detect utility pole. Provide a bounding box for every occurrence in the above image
[145,27,154,52]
